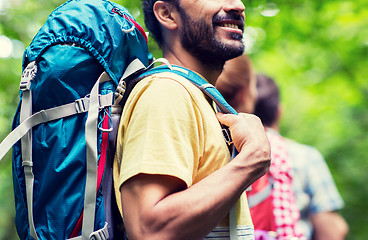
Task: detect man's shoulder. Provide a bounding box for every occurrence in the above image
[284,137,326,170]
[141,71,200,89]
[136,71,209,103]
[285,138,320,155]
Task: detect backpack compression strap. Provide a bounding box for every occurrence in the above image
[0,69,113,240]
[20,61,38,240]
[0,76,113,162]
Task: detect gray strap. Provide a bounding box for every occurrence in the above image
[120,58,146,81]
[23,164,37,239]
[114,58,171,106]
[100,72,111,83]
[81,73,103,239]
[20,61,39,240]
[115,58,170,106]
[114,59,146,106]
[0,93,113,162]
[247,177,273,208]
[229,204,238,240]
[120,57,173,83]
[89,222,109,240]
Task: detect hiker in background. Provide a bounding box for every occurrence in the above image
[216,54,257,114]
[112,0,271,239]
[254,74,348,240]
[216,56,304,240]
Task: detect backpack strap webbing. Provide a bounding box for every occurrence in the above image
[0,94,113,162]
[68,222,109,240]
[0,70,113,240]
[247,176,274,208]
[20,61,38,240]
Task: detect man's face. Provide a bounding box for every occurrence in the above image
[176,0,245,69]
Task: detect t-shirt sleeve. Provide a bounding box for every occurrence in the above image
[116,75,205,189]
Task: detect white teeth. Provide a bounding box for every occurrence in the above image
[222,23,239,29]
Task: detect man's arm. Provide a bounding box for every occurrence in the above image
[299,145,348,240]
[311,211,349,240]
[120,113,271,240]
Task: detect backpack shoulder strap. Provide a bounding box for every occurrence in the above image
[113,58,240,240]
[141,64,241,240]
[140,63,238,146]
[140,64,238,115]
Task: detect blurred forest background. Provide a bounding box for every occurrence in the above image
[0,0,367,239]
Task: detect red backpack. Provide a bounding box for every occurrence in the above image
[247,129,304,240]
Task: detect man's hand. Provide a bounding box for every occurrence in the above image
[217,112,271,187]
[120,113,271,240]
[216,112,270,152]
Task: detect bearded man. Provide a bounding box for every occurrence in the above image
[113,0,271,239]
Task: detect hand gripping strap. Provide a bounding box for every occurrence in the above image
[140,64,240,240]
[168,66,239,240]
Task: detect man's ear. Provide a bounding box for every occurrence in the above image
[153,1,179,30]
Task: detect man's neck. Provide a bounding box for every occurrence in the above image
[269,122,279,132]
[162,46,222,85]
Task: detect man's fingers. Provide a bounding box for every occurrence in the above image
[216,112,256,126]
[216,112,235,127]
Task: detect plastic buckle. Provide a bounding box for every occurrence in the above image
[75,98,88,113]
[114,81,126,105]
[89,222,109,240]
[222,127,233,145]
[20,62,37,91]
[22,160,33,167]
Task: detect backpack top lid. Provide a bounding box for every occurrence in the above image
[23,0,151,84]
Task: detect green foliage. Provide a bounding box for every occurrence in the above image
[244,1,368,239]
[0,0,366,239]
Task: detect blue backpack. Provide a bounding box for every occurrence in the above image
[0,0,237,239]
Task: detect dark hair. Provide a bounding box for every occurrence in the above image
[254,74,280,127]
[142,0,179,47]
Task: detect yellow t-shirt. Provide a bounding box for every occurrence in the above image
[113,72,254,239]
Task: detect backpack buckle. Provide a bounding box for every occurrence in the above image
[89,222,109,240]
[222,127,233,145]
[20,61,37,91]
[114,81,126,105]
[75,98,89,113]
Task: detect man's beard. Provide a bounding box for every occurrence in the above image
[178,8,244,70]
